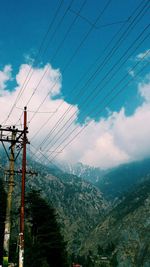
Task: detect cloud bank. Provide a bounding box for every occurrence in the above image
[0,62,150,169]
[0,65,12,93]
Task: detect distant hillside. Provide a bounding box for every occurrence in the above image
[64,158,150,200]
[81,178,150,266]
[3,159,108,255]
[97,158,150,200]
[1,153,150,265]
[61,162,105,184]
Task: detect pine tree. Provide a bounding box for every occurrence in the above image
[25,190,69,267]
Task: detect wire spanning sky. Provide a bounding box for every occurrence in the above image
[0,0,150,169]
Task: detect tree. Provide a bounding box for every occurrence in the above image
[25,190,69,267]
[110,253,118,267]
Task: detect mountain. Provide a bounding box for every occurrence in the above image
[64,158,150,200]
[1,153,150,266]
[81,177,150,266]
[4,160,108,255]
[61,162,105,184]
[96,158,150,200]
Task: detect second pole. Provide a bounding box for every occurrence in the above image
[19,107,27,267]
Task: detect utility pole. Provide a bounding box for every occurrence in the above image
[0,125,24,267]
[19,107,27,267]
[0,107,37,267]
[2,130,16,267]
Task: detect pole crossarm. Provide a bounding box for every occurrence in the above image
[9,127,29,150]
[0,127,25,146]
[0,126,27,163]
[0,126,23,133]
[0,138,22,144]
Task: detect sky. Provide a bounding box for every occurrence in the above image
[0,0,150,169]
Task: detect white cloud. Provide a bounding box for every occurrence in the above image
[0,63,150,169]
[138,76,150,102]
[57,75,150,169]
[0,65,12,94]
[0,63,78,150]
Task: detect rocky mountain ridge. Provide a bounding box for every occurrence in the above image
[1,154,150,266]
[64,158,150,200]
[81,177,150,266]
[4,160,108,254]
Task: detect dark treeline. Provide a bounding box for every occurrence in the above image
[24,190,69,267]
[1,187,69,267]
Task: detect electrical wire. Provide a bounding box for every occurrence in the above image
[15,106,57,114]
[69,7,129,29]
[1,0,148,168]
[2,0,65,125]
[42,24,150,150]
[34,2,149,150]
[30,144,62,170]
[23,0,87,111]
[22,0,112,125]
[46,56,150,163]
[13,0,86,125]
[30,17,131,141]
[15,0,74,125]
[30,0,148,144]
[34,58,149,164]
[31,0,149,145]
[39,41,150,160]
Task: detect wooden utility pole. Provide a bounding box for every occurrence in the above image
[0,107,37,267]
[19,107,27,267]
[2,130,16,267]
[0,125,24,267]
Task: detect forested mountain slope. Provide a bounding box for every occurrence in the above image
[81,177,150,266]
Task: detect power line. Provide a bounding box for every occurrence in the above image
[2,0,65,125]
[30,0,148,142]
[30,16,131,141]
[43,34,150,150]
[62,0,112,73]
[23,0,87,110]
[15,106,57,114]
[16,0,74,124]
[22,0,112,125]
[46,57,150,163]
[41,30,150,153]
[69,7,129,29]
[12,0,87,126]
[35,2,149,149]
[29,144,62,170]
[40,40,150,159]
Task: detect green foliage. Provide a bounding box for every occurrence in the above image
[112,179,150,221]
[25,190,69,267]
[98,245,104,256]
[97,158,150,200]
[86,250,94,267]
[97,243,118,267]
[110,253,118,267]
[105,242,115,256]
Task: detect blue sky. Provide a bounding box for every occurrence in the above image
[0,0,150,168]
[0,0,149,108]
